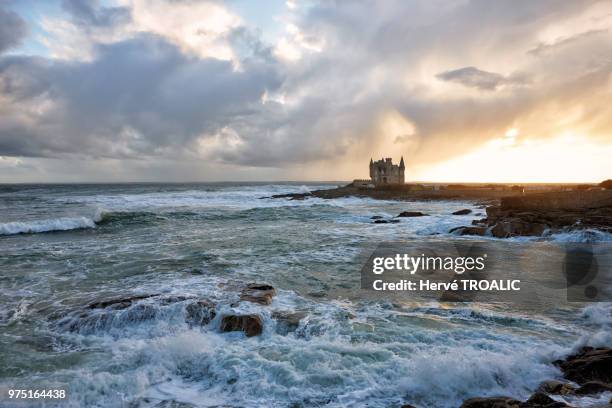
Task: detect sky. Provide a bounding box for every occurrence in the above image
[1,0,611,183]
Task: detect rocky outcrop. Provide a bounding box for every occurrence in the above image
[220,314,263,337]
[272,311,306,334]
[453,209,472,215]
[185,299,216,326]
[449,226,488,236]
[554,347,612,385]
[459,396,521,408]
[397,211,428,217]
[373,219,400,224]
[450,204,612,238]
[240,283,276,305]
[536,380,576,396]
[87,294,160,310]
[460,393,571,408]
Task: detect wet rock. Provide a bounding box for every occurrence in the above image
[460,396,521,408]
[185,299,216,326]
[240,283,277,305]
[87,294,159,310]
[522,392,569,407]
[272,311,307,334]
[575,381,612,395]
[400,404,417,408]
[453,209,472,215]
[373,219,400,224]
[490,219,547,238]
[220,314,263,337]
[370,215,384,219]
[397,211,428,217]
[536,380,576,395]
[449,226,488,236]
[554,347,612,385]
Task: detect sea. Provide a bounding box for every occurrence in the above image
[0,183,611,408]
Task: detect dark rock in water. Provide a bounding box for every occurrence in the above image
[575,381,612,395]
[554,347,612,384]
[220,314,263,337]
[522,392,569,407]
[370,215,384,219]
[453,209,472,215]
[397,211,428,217]
[449,226,488,236]
[240,283,276,305]
[373,219,400,224]
[267,192,312,200]
[185,299,216,326]
[490,219,547,238]
[87,294,159,310]
[536,380,576,395]
[460,396,522,408]
[400,404,417,408]
[272,311,307,334]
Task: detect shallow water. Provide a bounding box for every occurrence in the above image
[0,183,611,407]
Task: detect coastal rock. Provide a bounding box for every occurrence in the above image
[397,211,428,217]
[220,314,263,337]
[536,380,576,395]
[240,283,276,305]
[272,311,306,334]
[184,299,216,326]
[490,219,547,238]
[522,392,569,407]
[87,294,159,310]
[370,215,384,219]
[449,226,488,236]
[373,219,400,224]
[453,209,472,215]
[459,396,521,408]
[575,381,612,395]
[554,347,612,385]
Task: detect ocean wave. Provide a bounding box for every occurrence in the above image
[0,216,97,236]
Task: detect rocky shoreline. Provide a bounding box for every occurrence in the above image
[457,347,612,408]
[450,194,612,239]
[58,288,612,407]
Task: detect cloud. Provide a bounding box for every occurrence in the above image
[436,67,528,91]
[1,0,612,182]
[0,7,27,54]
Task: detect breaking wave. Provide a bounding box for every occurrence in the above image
[0,216,97,236]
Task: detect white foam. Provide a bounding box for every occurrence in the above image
[0,216,96,235]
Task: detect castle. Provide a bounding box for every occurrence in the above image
[369,157,405,185]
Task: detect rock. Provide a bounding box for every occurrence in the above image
[536,380,576,395]
[240,283,277,305]
[220,314,263,337]
[185,299,216,326]
[397,211,428,217]
[490,220,547,238]
[400,404,417,408]
[555,347,612,385]
[449,226,488,236]
[272,311,306,334]
[460,396,521,408]
[370,215,384,219]
[575,381,612,395]
[521,392,569,407]
[87,294,159,310]
[453,209,472,215]
[472,218,487,225]
[373,219,400,224]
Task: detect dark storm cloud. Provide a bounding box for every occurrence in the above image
[0,7,27,54]
[0,34,283,158]
[436,67,527,91]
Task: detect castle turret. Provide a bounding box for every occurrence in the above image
[399,156,405,169]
